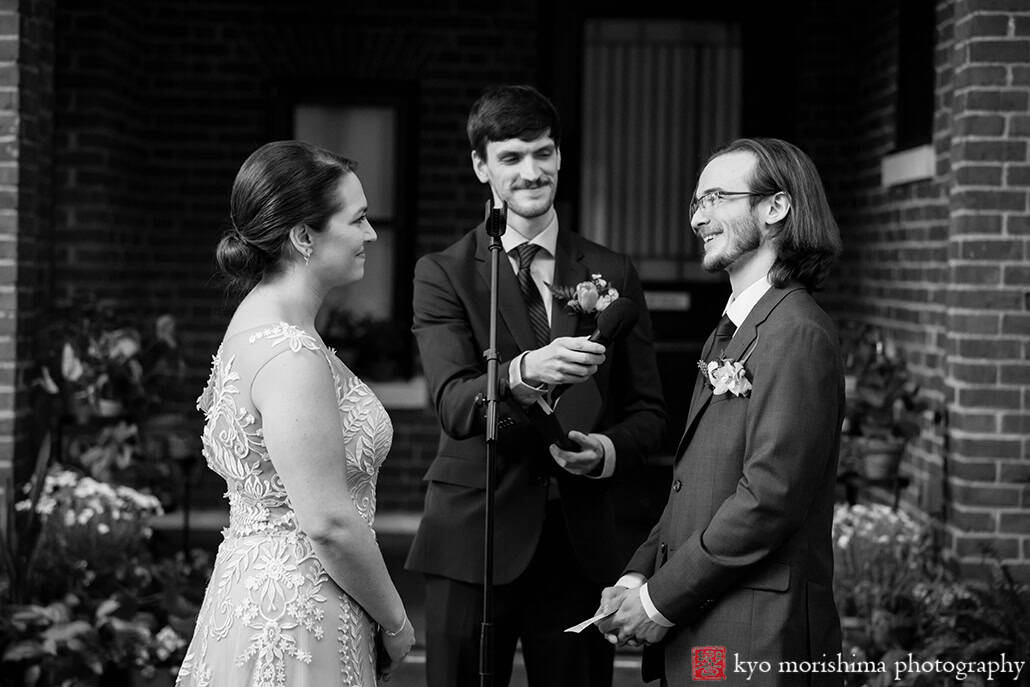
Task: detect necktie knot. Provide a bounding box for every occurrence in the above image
[715,314,736,340]
[510,243,542,270]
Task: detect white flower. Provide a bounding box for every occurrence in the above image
[702,359,752,397]
[61,342,84,382]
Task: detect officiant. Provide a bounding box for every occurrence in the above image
[405,84,666,687]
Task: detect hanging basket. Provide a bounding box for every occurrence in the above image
[858,437,905,480]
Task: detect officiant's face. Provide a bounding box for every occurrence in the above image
[472,131,561,220]
[691,150,763,274]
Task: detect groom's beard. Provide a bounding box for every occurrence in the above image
[702,213,762,273]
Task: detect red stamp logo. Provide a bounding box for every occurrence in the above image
[692,646,727,681]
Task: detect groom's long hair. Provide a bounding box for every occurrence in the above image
[708,138,842,292]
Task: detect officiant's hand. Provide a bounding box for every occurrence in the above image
[597,588,669,647]
[523,336,605,387]
[549,430,604,476]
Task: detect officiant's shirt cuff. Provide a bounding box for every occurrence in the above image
[640,584,675,627]
[584,433,616,479]
[509,352,548,403]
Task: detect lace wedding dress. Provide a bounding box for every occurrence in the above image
[177,323,392,687]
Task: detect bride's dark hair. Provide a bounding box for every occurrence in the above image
[216,140,357,292]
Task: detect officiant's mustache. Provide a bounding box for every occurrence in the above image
[512,178,552,190]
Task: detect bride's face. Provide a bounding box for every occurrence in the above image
[310,173,377,287]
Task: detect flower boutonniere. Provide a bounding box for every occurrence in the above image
[546,273,619,316]
[698,358,753,397]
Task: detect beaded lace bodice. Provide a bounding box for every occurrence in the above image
[197,323,392,536]
[178,323,392,687]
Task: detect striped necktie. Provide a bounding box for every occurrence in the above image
[510,243,551,347]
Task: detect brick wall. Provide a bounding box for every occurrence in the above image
[50,0,540,510]
[803,0,1030,580]
[0,0,55,509]
[945,0,1030,579]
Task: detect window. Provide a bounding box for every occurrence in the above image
[579,19,742,281]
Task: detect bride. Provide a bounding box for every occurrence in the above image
[176,140,415,686]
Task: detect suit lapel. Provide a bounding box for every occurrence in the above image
[674,284,807,459]
[473,224,537,352]
[550,231,589,340]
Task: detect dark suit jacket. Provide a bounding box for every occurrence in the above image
[405,222,666,586]
[626,284,844,686]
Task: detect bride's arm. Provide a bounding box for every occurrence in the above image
[252,349,407,635]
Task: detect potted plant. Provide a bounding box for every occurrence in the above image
[839,324,932,481]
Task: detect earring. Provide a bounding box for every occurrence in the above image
[303,251,311,266]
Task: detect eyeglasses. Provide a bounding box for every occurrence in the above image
[690,190,771,216]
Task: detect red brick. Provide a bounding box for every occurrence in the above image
[958,386,1022,408]
[954,140,1027,162]
[1001,363,1030,384]
[967,40,1030,64]
[953,436,1023,459]
[1001,461,1030,482]
[1008,215,1030,234]
[1002,312,1030,333]
[956,13,1014,39]
[948,289,1024,309]
[952,213,1003,234]
[1014,67,1030,86]
[950,411,998,433]
[951,508,997,532]
[955,164,1004,185]
[950,458,1000,481]
[956,535,1019,559]
[1000,513,1030,534]
[952,264,1001,283]
[953,190,1026,212]
[1008,165,1030,186]
[948,312,1001,333]
[950,361,999,383]
[961,239,1024,260]
[954,65,1009,88]
[964,88,1029,112]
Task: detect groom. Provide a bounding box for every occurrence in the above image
[406,84,665,687]
[599,138,845,686]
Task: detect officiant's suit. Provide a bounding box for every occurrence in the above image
[406,220,665,687]
[627,283,844,686]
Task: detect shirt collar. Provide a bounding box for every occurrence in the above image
[500,213,558,257]
[724,275,773,328]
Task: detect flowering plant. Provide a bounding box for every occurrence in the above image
[1,467,208,685]
[697,358,752,397]
[31,296,147,418]
[546,273,620,316]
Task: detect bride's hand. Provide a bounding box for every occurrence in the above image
[378,617,416,681]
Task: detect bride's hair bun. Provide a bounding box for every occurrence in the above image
[217,141,358,293]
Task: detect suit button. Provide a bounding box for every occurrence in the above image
[672,480,682,492]
[659,543,667,555]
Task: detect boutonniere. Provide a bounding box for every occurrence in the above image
[697,358,753,397]
[546,273,619,316]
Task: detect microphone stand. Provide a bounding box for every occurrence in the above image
[480,199,506,687]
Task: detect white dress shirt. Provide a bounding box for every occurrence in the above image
[617,275,774,627]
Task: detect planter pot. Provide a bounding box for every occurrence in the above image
[858,437,905,480]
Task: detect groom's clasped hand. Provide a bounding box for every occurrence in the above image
[594,585,669,648]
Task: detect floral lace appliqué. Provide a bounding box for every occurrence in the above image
[178,323,390,687]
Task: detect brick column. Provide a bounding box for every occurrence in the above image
[946,0,1030,578]
[0,0,56,515]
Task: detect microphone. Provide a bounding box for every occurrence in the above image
[551,297,639,401]
[485,199,507,238]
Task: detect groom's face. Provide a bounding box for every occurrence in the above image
[691,151,763,273]
[472,131,561,220]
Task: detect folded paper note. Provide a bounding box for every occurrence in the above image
[564,608,615,634]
